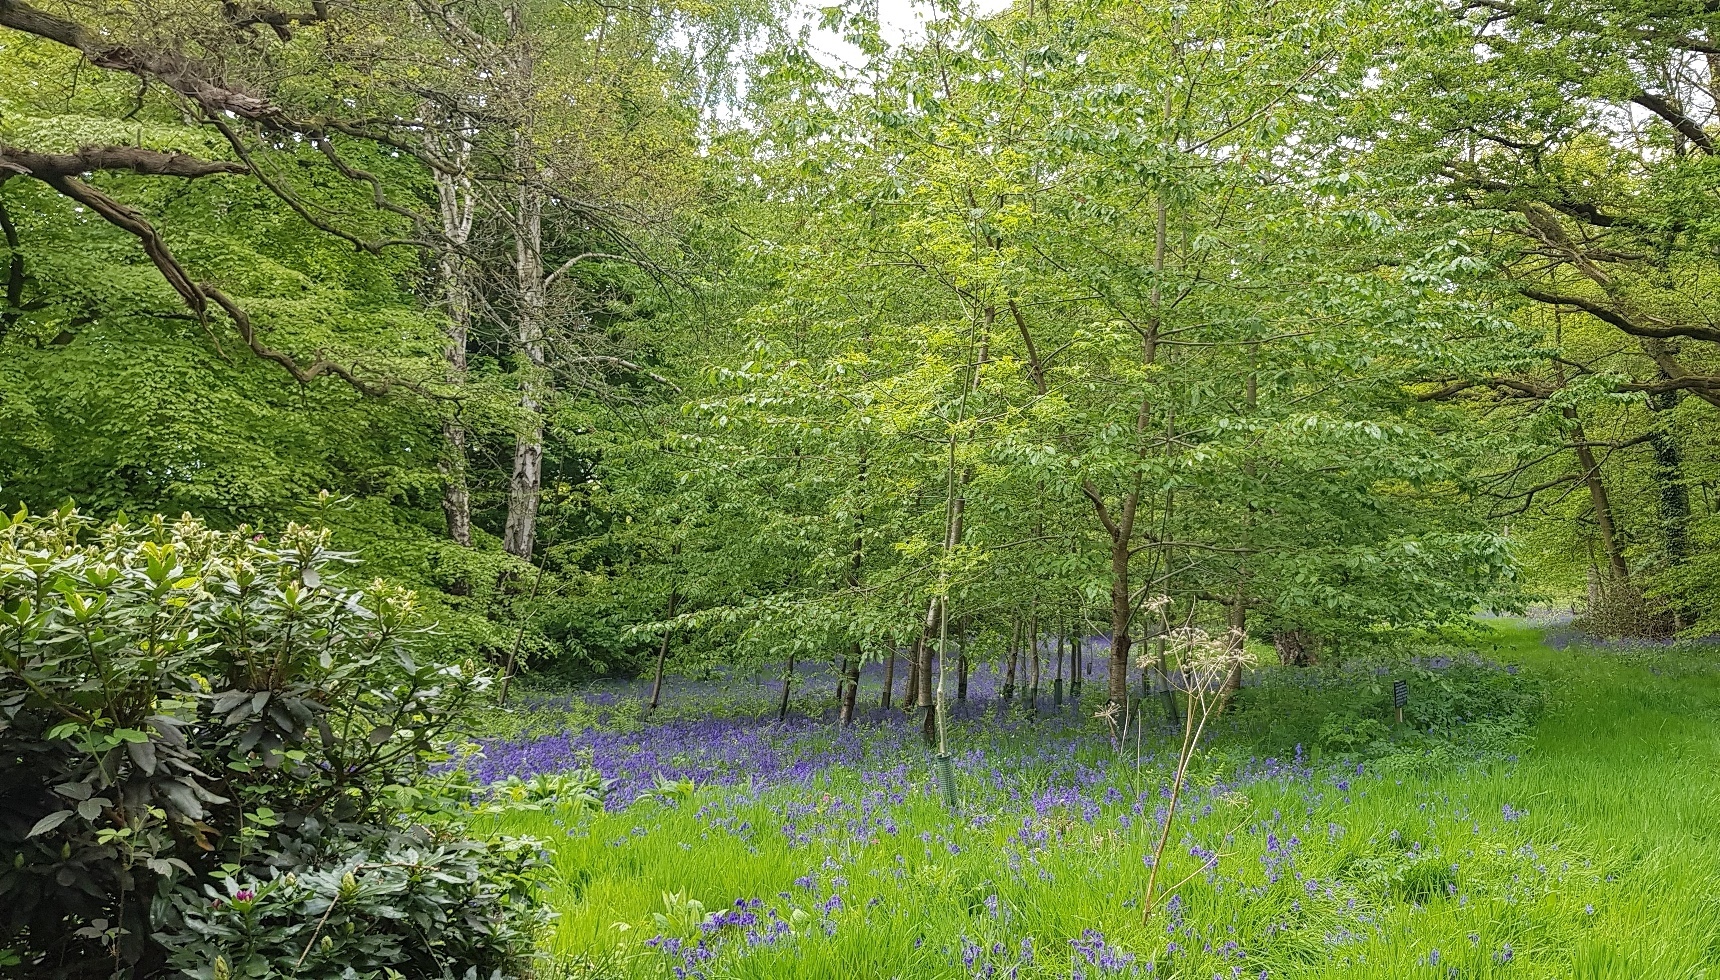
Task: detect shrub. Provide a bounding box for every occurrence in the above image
[1228,647,1543,758]
[161,829,543,980]
[0,506,546,978]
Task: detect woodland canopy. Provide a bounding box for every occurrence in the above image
[1,0,1716,696]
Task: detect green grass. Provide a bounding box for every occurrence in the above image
[490,624,1720,979]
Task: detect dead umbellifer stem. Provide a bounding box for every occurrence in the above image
[1142,684,1201,920]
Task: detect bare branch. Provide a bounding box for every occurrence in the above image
[543,251,631,288]
[207,117,426,254]
[1006,299,1049,395]
[560,354,680,391]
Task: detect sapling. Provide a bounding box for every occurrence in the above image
[1139,623,1255,923]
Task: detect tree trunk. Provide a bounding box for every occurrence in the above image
[1070,633,1082,700]
[0,194,24,342]
[1013,263,1148,710]
[840,451,868,716]
[921,313,986,745]
[1567,408,1629,585]
[902,634,921,710]
[880,640,896,711]
[647,565,679,712]
[836,654,851,704]
[1108,535,1134,707]
[1053,630,1064,707]
[1219,593,1246,712]
[1156,633,1177,724]
[839,644,861,725]
[956,643,968,701]
[1002,621,1017,701]
[1028,615,1041,716]
[502,121,547,560]
[1102,193,1164,706]
[430,147,475,548]
[1646,384,1691,564]
[917,595,940,746]
[778,648,796,722]
[1272,629,1318,667]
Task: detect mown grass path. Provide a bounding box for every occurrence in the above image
[495,624,1720,979]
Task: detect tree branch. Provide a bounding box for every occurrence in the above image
[1631,92,1716,154]
[221,0,331,41]
[542,251,631,288]
[207,117,423,254]
[1461,0,1720,55]
[0,0,284,120]
[1519,287,1720,344]
[1417,377,1552,401]
[0,144,246,180]
[0,0,464,177]
[24,168,437,398]
[1081,480,1120,540]
[1006,299,1049,395]
[201,283,418,396]
[39,172,207,312]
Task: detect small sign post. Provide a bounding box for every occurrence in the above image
[1392,680,1408,726]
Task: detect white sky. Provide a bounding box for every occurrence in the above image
[804,0,1015,69]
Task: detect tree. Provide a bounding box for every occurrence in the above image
[720,0,1523,711]
[1384,0,1720,632]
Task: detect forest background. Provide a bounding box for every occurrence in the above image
[2,0,1717,704]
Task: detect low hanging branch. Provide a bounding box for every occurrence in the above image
[0,0,469,177]
[206,118,431,255]
[0,0,284,121]
[200,285,417,396]
[0,145,248,180]
[9,155,435,397]
[0,0,462,400]
[33,169,208,312]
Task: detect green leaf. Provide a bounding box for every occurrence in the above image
[27,811,73,837]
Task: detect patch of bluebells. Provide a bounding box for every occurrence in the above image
[952,933,1037,980]
[479,645,1556,979]
[460,645,1525,826]
[644,935,718,980]
[1070,929,1138,977]
[1259,829,1301,884]
[465,660,1113,806]
[647,897,803,976]
[462,647,1417,807]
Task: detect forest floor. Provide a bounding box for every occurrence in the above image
[476,623,1720,979]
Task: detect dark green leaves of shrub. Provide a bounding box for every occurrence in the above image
[0,505,545,978]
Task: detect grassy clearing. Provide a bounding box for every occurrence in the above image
[485,624,1720,979]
